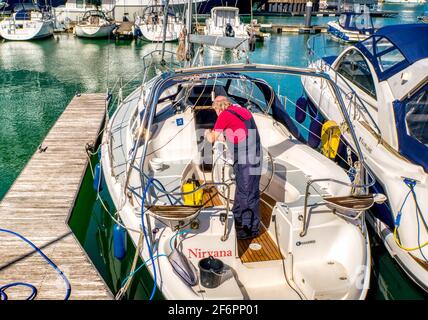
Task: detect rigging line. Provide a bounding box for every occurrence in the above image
[86,151,144,234]
[133,70,213,170]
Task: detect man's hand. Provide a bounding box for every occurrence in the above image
[205,129,221,144]
[204,129,212,138]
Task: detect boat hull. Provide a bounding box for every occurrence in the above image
[327,21,371,43]
[0,19,54,41]
[301,71,428,293]
[136,23,182,42]
[74,23,116,38]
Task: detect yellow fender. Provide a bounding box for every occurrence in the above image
[321,120,341,159]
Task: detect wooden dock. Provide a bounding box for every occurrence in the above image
[0,93,113,300]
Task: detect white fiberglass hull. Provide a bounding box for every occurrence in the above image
[136,22,183,42]
[74,23,116,38]
[302,63,428,293]
[327,21,371,43]
[0,19,54,41]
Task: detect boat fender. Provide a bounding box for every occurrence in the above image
[93,163,104,192]
[321,120,341,159]
[295,96,308,123]
[308,116,323,148]
[113,224,127,261]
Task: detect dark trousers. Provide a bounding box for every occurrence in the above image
[232,162,261,234]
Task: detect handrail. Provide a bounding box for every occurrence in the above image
[141,49,182,71]
[136,63,373,182]
[306,34,382,137]
[130,180,233,242]
[300,175,376,237]
[116,63,379,243]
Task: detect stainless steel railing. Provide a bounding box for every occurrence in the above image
[129,181,233,242]
[300,174,376,237]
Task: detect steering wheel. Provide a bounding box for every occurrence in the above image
[211,141,275,202]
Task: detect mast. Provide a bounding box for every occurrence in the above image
[161,0,170,63]
[185,0,192,65]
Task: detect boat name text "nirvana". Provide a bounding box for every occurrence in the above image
[188,248,233,259]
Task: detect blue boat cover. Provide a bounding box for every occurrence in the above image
[393,83,428,174]
[356,24,428,81]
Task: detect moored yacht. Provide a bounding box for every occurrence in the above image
[327,11,375,43]
[302,24,428,292]
[74,10,116,38]
[134,5,184,42]
[0,7,54,40]
[98,59,384,299]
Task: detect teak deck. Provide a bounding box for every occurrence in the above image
[0,94,113,300]
[238,193,283,263]
[201,185,283,264]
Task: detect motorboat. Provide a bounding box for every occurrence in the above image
[204,7,250,49]
[327,11,375,43]
[302,24,428,292]
[134,5,184,42]
[98,59,380,299]
[74,10,116,38]
[0,7,54,40]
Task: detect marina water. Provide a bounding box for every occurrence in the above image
[1,3,427,299]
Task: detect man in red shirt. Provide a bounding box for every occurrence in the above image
[205,96,261,240]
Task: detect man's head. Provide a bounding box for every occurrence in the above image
[212,95,231,116]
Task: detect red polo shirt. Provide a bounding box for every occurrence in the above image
[213,104,252,144]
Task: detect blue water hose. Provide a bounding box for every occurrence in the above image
[406,180,428,263]
[0,282,37,301]
[395,178,428,263]
[169,229,191,251]
[0,228,71,301]
[120,254,168,289]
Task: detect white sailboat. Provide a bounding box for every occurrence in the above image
[134,4,184,42]
[95,0,382,301]
[0,7,54,41]
[100,63,378,300]
[302,24,428,292]
[74,10,116,38]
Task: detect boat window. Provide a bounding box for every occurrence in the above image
[339,14,347,27]
[405,87,428,146]
[336,49,377,99]
[361,36,406,73]
[76,0,84,8]
[215,10,237,27]
[375,38,406,72]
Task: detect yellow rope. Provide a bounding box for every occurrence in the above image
[393,227,428,252]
